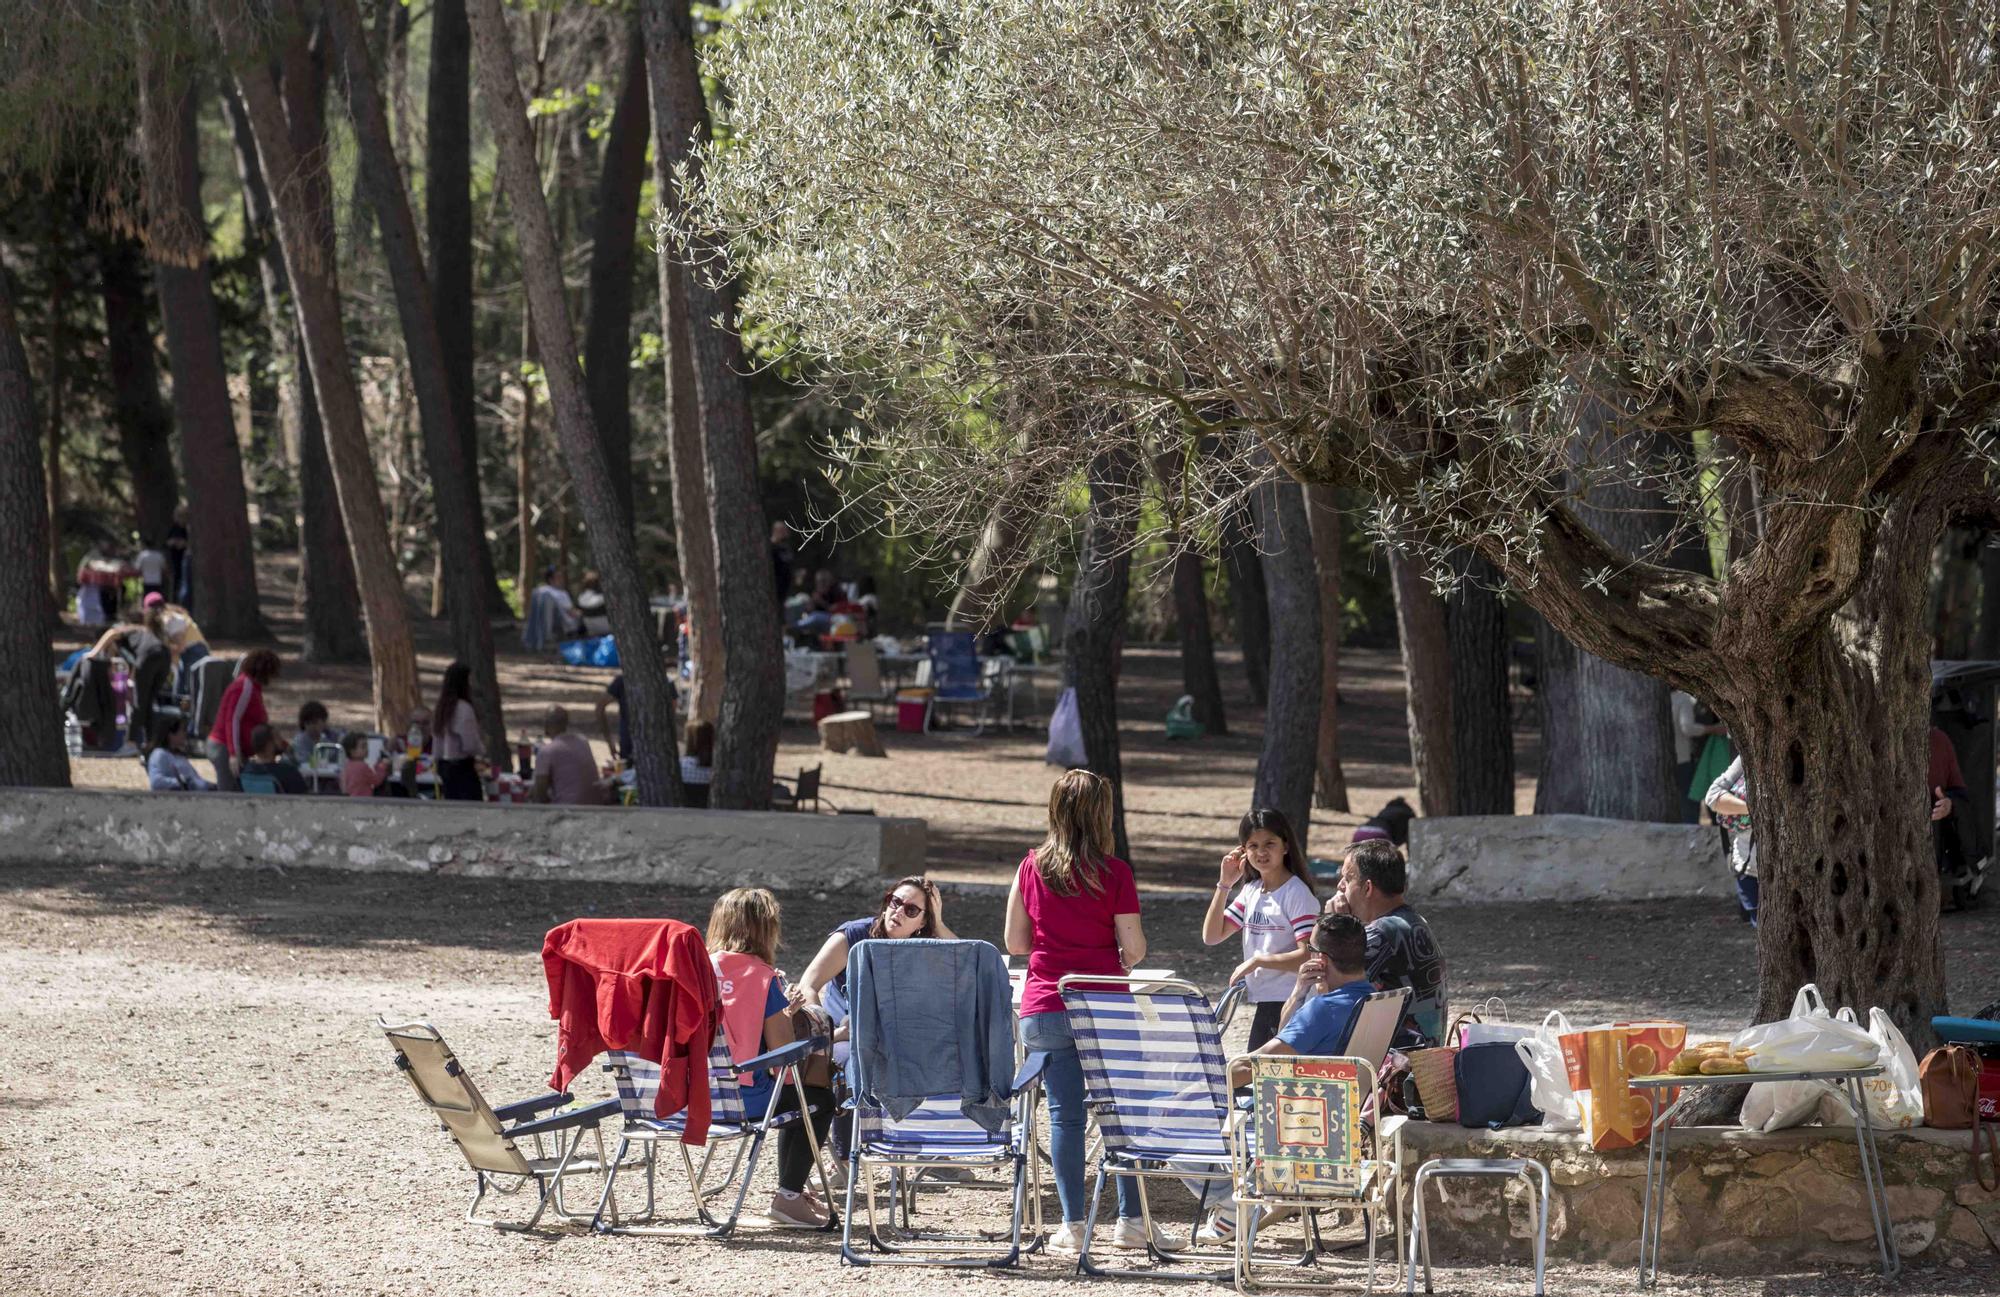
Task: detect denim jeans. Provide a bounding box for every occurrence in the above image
[1018,1010,1141,1224]
[1735,872,1760,926]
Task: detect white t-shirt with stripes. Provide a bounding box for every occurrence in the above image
[1224,874,1318,1003]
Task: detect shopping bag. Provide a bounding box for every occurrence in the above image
[1731,984,1879,1072]
[1406,1046,1460,1122]
[1455,997,1533,1046]
[1558,1021,1688,1151]
[1818,1007,1925,1130]
[1046,687,1087,767]
[1515,1010,1583,1132]
[1454,1041,1540,1128]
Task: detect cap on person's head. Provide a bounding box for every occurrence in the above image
[143,592,165,609]
[1350,823,1392,844]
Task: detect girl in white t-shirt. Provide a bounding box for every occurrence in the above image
[1201,807,1320,1051]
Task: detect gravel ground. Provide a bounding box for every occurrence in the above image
[4,863,1998,1296]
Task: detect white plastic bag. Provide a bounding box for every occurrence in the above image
[1515,1010,1582,1132]
[1818,1007,1925,1129]
[1045,687,1087,767]
[1736,984,1881,1133]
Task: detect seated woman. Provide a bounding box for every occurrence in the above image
[795,875,957,1008]
[706,888,836,1229]
[146,717,214,792]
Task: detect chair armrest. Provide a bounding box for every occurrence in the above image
[1011,1050,1051,1094]
[1376,1113,1408,1153]
[739,1035,828,1073]
[507,1096,621,1138]
[493,1091,575,1123]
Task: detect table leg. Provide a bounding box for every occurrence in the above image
[1847,1076,1900,1279]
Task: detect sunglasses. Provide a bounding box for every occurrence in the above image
[882,895,927,921]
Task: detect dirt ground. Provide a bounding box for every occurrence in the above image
[4,863,1999,1296]
[54,556,1541,889]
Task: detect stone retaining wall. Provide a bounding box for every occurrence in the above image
[0,788,925,892]
[1407,814,1726,902]
[1395,1120,1998,1270]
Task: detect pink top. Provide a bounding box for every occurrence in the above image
[341,757,390,797]
[1016,849,1140,1017]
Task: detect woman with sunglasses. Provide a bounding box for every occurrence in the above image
[796,875,956,1007]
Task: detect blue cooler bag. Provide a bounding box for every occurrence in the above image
[1454,1041,1541,1129]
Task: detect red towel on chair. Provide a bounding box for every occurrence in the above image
[542,918,719,1143]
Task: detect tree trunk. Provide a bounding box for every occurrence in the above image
[947,503,1039,631]
[1222,505,1270,706]
[516,306,538,603]
[656,215,723,723]
[1979,535,2000,662]
[1253,473,1322,854]
[1445,553,1513,815]
[1170,550,1227,736]
[425,0,507,621]
[138,54,266,640]
[1305,483,1347,810]
[326,0,509,769]
[583,17,650,530]
[468,0,685,806]
[1530,611,1585,814]
[211,2,421,734]
[98,237,181,546]
[0,266,71,787]
[1932,528,1981,660]
[1063,445,1138,859]
[639,0,785,810]
[221,70,368,664]
[44,249,67,607]
[1389,548,1454,817]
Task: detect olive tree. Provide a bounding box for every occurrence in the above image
[689,0,2000,1039]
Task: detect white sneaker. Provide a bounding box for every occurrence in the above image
[1195,1209,1236,1245]
[1046,1221,1087,1254]
[1111,1216,1167,1250]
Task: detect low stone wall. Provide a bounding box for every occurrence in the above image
[1395,1120,1998,1270]
[1407,813,1726,902]
[0,787,925,892]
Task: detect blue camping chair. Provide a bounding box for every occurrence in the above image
[591,1026,834,1237]
[237,771,281,795]
[841,940,1045,1267]
[924,631,991,735]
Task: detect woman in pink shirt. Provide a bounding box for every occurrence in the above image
[1004,769,1152,1254]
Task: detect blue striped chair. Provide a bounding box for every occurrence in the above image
[589,1024,833,1237]
[1060,975,1238,1279]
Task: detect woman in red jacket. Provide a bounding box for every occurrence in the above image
[205,649,280,793]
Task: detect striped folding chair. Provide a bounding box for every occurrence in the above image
[590,1024,834,1237]
[1227,1053,1400,1294]
[1060,974,1238,1279]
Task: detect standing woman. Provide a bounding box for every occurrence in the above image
[206,648,279,793]
[1005,769,1155,1254]
[431,661,485,801]
[1201,808,1318,1053]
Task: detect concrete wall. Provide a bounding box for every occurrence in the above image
[1408,814,1727,903]
[1396,1120,1999,1270]
[0,788,925,892]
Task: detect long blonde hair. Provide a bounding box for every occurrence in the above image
[1036,769,1116,896]
[705,887,782,966]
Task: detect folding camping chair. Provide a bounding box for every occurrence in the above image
[590,1026,835,1237]
[377,1018,620,1231]
[1061,974,1240,1279]
[924,631,991,735]
[841,940,1044,1267]
[1228,1053,1401,1295]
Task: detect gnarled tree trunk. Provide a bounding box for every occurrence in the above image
[1305,482,1346,810]
[1064,445,1138,858]
[1389,547,1454,817]
[640,0,785,809]
[97,238,180,547]
[138,52,266,640]
[584,17,650,530]
[469,0,686,805]
[1446,553,1512,815]
[1222,504,1271,706]
[658,261,722,724]
[1253,472,1322,853]
[327,0,509,768]
[0,266,70,787]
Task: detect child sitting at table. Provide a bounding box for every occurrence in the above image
[288,700,338,768]
[339,732,394,798]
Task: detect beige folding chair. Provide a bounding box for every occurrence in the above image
[378,1018,620,1231]
[845,641,896,718]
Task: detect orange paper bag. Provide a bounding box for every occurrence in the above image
[1557,1021,1687,1151]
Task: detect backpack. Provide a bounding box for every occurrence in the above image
[1919,1044,1998,1191]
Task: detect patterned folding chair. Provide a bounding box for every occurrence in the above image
[378,1018,619,1232]
[590,1024,833,1237]
[1061,974,1239,1279]
[1228,1053,1401,1294]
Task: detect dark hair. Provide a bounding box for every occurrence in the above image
[298,700,328,728]
[683,719,715,766]
[432,662,472,738]
[150,715,183,748]
[248,723,277,757]
[868,876,941,940]
[239,648,281,685]
[341,732,369,758]
[1236,807,1317,897]
[543,564,558,582]
[1311,914,1368,973]
[1346,839,1408,896]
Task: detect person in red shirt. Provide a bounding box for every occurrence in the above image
[205,648,280,793]
[1005,768,1153,1254]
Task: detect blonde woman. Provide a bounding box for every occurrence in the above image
[705,888,834,1228]
[1004,769,1152,1253]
